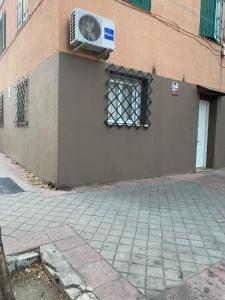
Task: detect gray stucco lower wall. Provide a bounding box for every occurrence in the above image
[214,96,225,169]
[0,53,59,183]
[58,53,199,187]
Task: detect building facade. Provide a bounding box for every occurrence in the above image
[0,0,225,187]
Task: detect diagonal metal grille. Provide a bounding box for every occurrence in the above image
[15,77,29,127]
[105,64,153,128]
[0,94,4,127]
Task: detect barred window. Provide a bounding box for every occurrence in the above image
[105,65,152,128]
[0,94,3,127]
[15,77,29,127]
[17,0,28,29]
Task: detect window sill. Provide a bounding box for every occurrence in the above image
[106,120,150,128]
[199,33,221,45]
[15,121,29,128]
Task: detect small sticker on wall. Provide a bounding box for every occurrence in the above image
[171,82,179,96]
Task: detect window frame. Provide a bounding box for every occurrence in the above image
[107,77,142,126]
[105,65,153,129]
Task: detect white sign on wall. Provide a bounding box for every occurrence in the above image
[171,82,179,96]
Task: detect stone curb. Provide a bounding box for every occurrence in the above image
[40,243,99,300]
[6,252,39,272]
[7,247,99,300]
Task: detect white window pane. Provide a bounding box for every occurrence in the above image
[107,76,143,126]
[23,0,28,21]
[121,84,133,120]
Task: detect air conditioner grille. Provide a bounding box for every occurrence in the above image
[70,11,76,44]
[78,15,101,42]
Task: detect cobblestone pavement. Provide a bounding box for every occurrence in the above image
[1,154,225,298]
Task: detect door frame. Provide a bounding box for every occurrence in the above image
[196,100,210,169]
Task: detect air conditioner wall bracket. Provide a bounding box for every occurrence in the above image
[73,42,86,52]
[97,49,112,60]
[72,43,112,60]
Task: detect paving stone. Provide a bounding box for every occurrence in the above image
[146,276,164,291]
[64,288,81,299]
[45,225,75,241]
[115,251,130,262]
[113,261,130,273]
[165,279,182,289]
[64,244,101,269]
[207,249,223,258]
[162,251,178,260]
[164,269,182,281]
[94,278,145,300]
[180,261,197,273]
[100,250,115,260]
[163,259,179,271]
[131,253,146,264]
[147,266,163,278]
[117,244,132,253]
[55,234,86,251]
[178,253,194,263]
[128,274,145,289]
[147,256,163,267]
[56,271,86,290]
[78,259,120,289]
[147,248,162,257]
[130,263,146,276]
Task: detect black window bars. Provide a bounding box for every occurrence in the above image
[15,77,29,127]
[105,64,153,128]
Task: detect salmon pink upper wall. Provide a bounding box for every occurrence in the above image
[0,0,225,92]
[59,0,225,91]
[0,0,59,91]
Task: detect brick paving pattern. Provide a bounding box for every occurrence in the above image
[1,153,225,298]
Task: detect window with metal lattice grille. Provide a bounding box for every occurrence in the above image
[105,65,152,128]
[15,77,28,127]
[0,94,3,127]
[17,0,28,29]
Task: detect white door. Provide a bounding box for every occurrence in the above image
[196,100,209,168]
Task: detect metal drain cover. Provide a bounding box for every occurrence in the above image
[0,177,24,194]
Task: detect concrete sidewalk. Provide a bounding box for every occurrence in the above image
[1,153,225,298]
[4,224,225,300]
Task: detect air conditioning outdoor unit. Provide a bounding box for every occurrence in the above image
[70,8,115,59]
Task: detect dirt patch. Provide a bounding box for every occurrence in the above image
[11,264,67,300]
[25,170,51,189]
